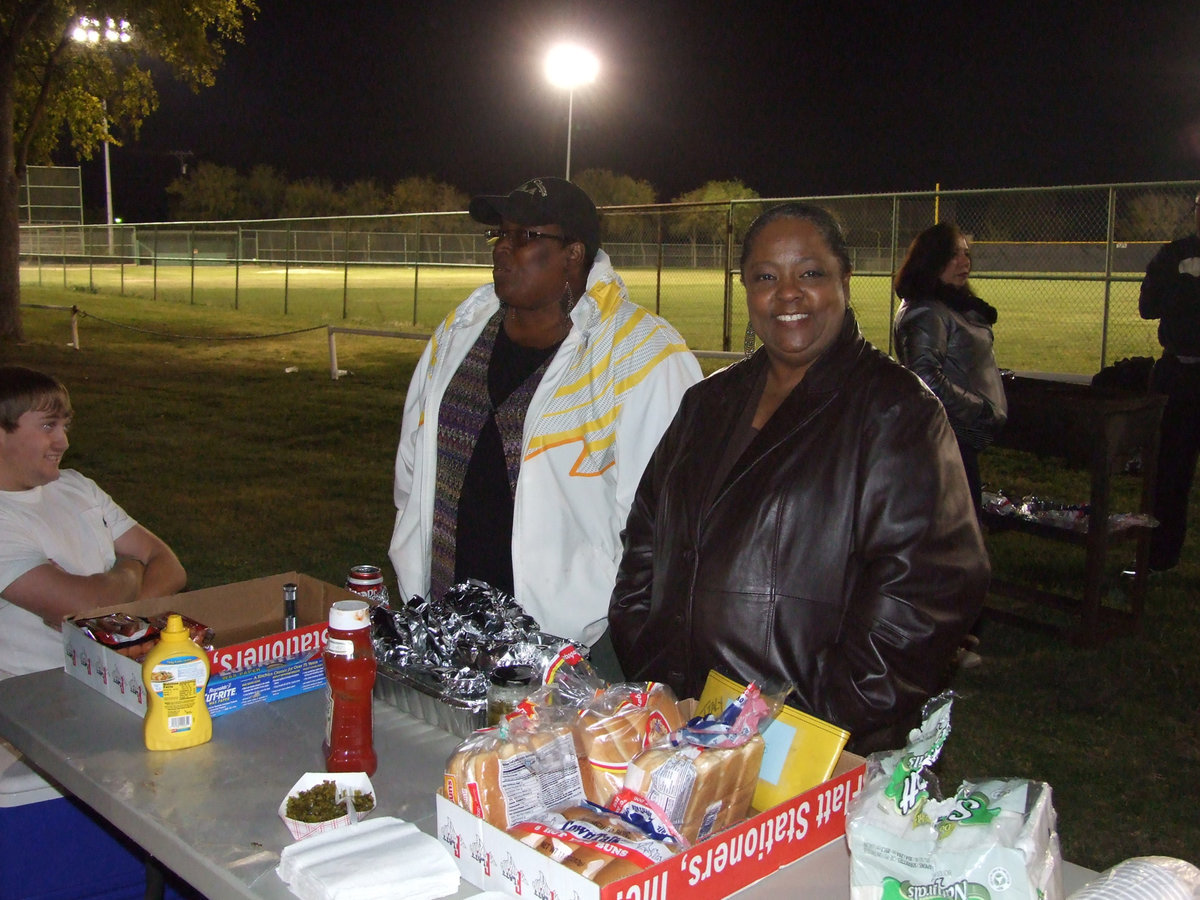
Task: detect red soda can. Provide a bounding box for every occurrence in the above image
[345,565,389,605]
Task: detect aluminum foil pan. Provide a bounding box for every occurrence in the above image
[370,580,581,738]
[373,662,486,739]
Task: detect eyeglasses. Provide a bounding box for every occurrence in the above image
[484,228,568,248]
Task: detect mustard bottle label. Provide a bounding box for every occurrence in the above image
[148,654,208,735]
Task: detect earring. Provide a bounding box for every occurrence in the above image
[561,280,576,315]
[744,322,757,358]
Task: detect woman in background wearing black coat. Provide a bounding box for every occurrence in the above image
[893,223,1007,513]
[609,204,989,754]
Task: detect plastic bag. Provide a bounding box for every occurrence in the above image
[617,681,777,845]
[442,710,587,830]
[845,692,1064,900]
[507,801,680,886]
[572,681,683,805]
[668,679,783,749]
[1067,856,1200,899]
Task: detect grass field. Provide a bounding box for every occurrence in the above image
[22,261,1163,376]
[5,283,1198,878]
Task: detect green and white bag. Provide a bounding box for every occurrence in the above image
[845,693,1063,900]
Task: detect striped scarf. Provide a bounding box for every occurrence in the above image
[429,310,558,602]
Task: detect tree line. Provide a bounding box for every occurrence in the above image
[165,166,470,221]
[1,0,765,344]
[2,0,259,341]
[166,163,760,224]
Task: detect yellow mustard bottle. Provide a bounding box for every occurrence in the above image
[142,614,212,750]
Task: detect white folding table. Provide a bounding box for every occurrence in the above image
[0,669,1097,898]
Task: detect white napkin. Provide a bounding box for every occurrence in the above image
[278,818,407,884]
[277,816,460,900]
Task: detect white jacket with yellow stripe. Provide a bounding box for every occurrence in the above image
[389,250,702,646]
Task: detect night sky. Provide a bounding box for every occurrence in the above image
[75,0,1200,223]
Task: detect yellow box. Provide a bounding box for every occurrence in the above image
[696,670,850,812]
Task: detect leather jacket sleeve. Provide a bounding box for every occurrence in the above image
[894,304,996,435]
[811,386,987,747]
[609,398,684,665]
[1140,237,1200,356]
[1140,239,1200,320]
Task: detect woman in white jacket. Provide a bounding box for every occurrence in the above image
[389,177,700,660]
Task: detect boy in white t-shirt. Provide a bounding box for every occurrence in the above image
[0,366,186,679]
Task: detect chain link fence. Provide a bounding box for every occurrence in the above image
[19,181,1199,374]
[18,165,83,225]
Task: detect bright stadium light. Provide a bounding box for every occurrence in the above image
[71,16,133,254]
[544,44,599,181]
[106,18,133,43]
[72,17,99,42]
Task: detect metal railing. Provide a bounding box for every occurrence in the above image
[19,181,1200,375]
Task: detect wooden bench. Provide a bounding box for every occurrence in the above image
[981,375,1165,644]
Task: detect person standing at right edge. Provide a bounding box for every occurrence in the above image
[893,223,1007,514]
[893,223,1006,668]
[1139,189,1200,574]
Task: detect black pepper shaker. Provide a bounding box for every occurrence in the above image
[283,582,298,631]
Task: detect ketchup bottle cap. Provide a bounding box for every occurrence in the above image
[329,599,370,630]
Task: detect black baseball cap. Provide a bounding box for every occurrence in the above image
[469,177,600,258]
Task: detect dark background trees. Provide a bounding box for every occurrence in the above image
[1,0,257,341]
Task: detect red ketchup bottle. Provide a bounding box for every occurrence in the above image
[323,599,378,775]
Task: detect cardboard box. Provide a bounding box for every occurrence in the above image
[436,750,866,900]
[62,572,358,718]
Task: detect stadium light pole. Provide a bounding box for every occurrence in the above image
[102,101,113,252]
[71,16,133,254]
[544,44,599,182]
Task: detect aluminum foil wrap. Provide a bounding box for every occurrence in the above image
[983,489,1156,534]
[371,580,575,708]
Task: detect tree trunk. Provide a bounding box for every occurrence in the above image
[0,46,26,342]
[0,169,22,343]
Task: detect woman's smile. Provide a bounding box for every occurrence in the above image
[743,217,849,379]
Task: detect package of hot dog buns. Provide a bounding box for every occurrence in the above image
[620,732,765,844]
[571,681,685,805]
[535,647,689,807]
[507,801,680,887]
[616,681,779,844]
[442,704,589,829]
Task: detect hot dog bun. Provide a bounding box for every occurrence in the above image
[444,723,587,830]
[508,805,676,886]
[623,733,766,843]
[591,855,648,887]
[576,684,683,805]
[718,733,765,831]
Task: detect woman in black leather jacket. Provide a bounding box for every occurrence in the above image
[893,223,1007,512]
[609,204,989,753]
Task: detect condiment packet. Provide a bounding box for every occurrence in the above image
[279,771,376,841]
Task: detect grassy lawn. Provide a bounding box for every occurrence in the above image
[23,261,1163,376]
[4,284,1197,874]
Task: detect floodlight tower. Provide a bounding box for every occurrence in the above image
[71,17,133,254]
[544,44,599,182]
